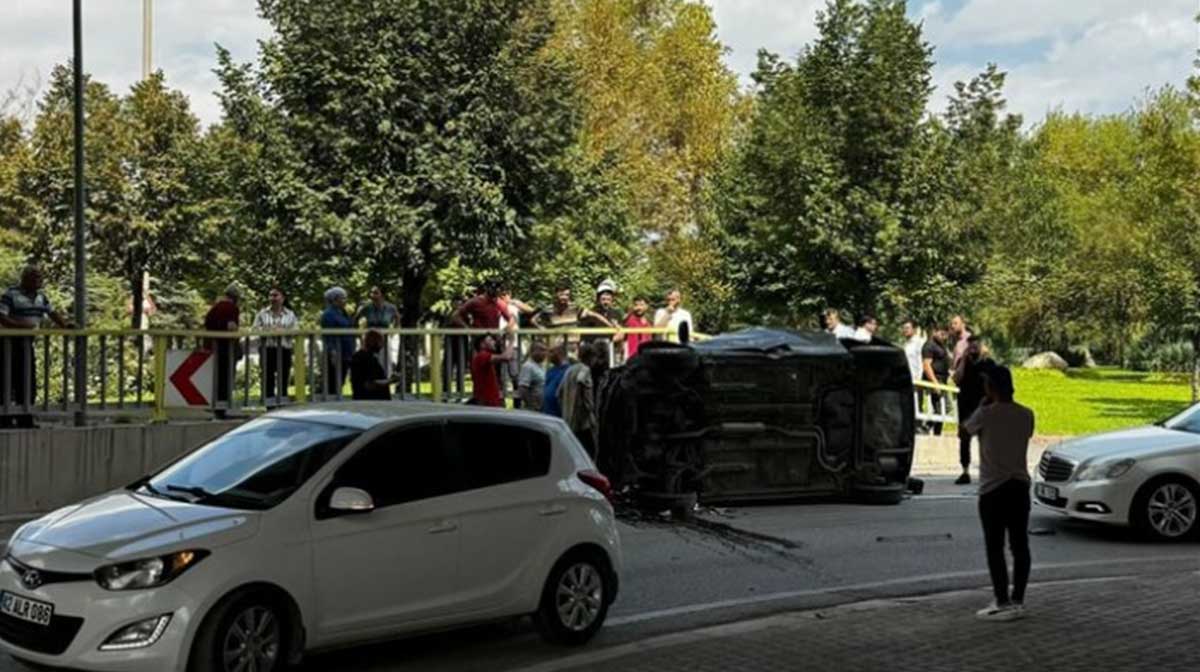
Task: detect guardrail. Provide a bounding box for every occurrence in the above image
[0,326,671,425]
[913,379,958,429]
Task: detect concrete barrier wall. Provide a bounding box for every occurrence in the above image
[0,422,243,516]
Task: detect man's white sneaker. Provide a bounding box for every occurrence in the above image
[975,602,1019,622]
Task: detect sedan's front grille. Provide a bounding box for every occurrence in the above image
[0,610,84,655]
[1039,453,1075,483]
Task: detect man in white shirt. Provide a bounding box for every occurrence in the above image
[518,343,548,412]
[654,289,694,343]
[823,308,857,340]
[901,320,925,381]
[852,315,878,343]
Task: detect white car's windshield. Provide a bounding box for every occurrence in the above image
[142,418,360,510]
[1161,405,1200,434]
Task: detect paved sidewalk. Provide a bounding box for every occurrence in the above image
[527,572,1200,672]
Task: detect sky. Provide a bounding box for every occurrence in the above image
[2,1,1197,128]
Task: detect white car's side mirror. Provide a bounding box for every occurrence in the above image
[329,487,375,514]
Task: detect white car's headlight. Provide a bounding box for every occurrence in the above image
[1074,458,1136,482]
[94,550,208,591]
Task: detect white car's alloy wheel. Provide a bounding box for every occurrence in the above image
[222,606,281,672]
[1146,482,1198,539]
[556,563,604,632]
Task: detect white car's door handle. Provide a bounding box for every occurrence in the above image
[538,505,567,517]
[427,521,458,535]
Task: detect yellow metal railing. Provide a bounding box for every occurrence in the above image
[1,326,674,424]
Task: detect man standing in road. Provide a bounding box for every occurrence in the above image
[0,266,71,428]
[470,332,514,407]
[963,365,1034,622]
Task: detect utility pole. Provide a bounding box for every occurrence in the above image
[142,0,153,79]
[72,0,87,427]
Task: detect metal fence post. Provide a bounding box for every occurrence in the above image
[293,336,307,404]
[430,335,443,403]
[151,334,168,423]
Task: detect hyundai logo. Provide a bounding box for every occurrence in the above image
[21,570,42,590]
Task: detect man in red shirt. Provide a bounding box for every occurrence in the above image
[623,296,653,360]
[470,333,514,407]
[451,280,504,330]
[203,285,241,418]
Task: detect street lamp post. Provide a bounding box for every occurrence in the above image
[72,0,88,426]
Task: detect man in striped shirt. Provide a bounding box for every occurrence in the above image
[0,266,71,428]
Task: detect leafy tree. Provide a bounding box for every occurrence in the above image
[719,0,971,326]
[551,0,740,236]
[215,0,582,325]
[0,112,34,281]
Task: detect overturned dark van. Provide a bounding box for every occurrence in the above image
[596,328,915,509]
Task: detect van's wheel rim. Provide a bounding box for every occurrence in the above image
[556,563,603,632]
[1147,483,1197,538]
[223,606,280,672]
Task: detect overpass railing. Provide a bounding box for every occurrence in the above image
[0,326,671,424]
[913,379,959,428]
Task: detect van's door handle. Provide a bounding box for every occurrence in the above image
[427,521,458,535]
[538,505,567,517]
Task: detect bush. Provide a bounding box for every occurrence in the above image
[1127,340,1195,374]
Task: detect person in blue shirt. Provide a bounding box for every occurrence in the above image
[541,344,572,418]
[320,287,356,397]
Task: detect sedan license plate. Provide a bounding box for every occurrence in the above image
[1035,483,1059,501]
[0,591,54,627]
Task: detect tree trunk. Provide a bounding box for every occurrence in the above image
[400,269,428,328]
[130,274,145,331]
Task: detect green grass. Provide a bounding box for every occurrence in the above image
[1012,367,1193,436]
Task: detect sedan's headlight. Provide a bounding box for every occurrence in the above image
[95,550,209,591]
[1074,458,1136,482]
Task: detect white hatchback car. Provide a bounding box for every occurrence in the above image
[0,403,621,672]
[1033,403,1200,541]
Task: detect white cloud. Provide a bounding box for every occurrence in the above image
[2,1,1196,129]
[0,0,268,127]
[929,3,1198,122]
[706,0,826,85]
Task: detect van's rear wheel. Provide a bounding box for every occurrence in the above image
[534,552,611,646]
[852,481,905,505]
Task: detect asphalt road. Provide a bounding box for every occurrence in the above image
[3,478,1197,671]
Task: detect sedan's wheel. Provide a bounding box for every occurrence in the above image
[1134,478,1199,541]
[534,553,611,646]
[190,591,288,672]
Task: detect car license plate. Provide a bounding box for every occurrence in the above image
[1035,483,1059,501]
[0,591,54,627]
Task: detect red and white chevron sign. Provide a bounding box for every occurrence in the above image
[164,350,214,407]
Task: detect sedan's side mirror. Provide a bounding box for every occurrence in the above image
[329,487,375,514]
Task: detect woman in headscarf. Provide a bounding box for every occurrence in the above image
[320,287,355,397]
